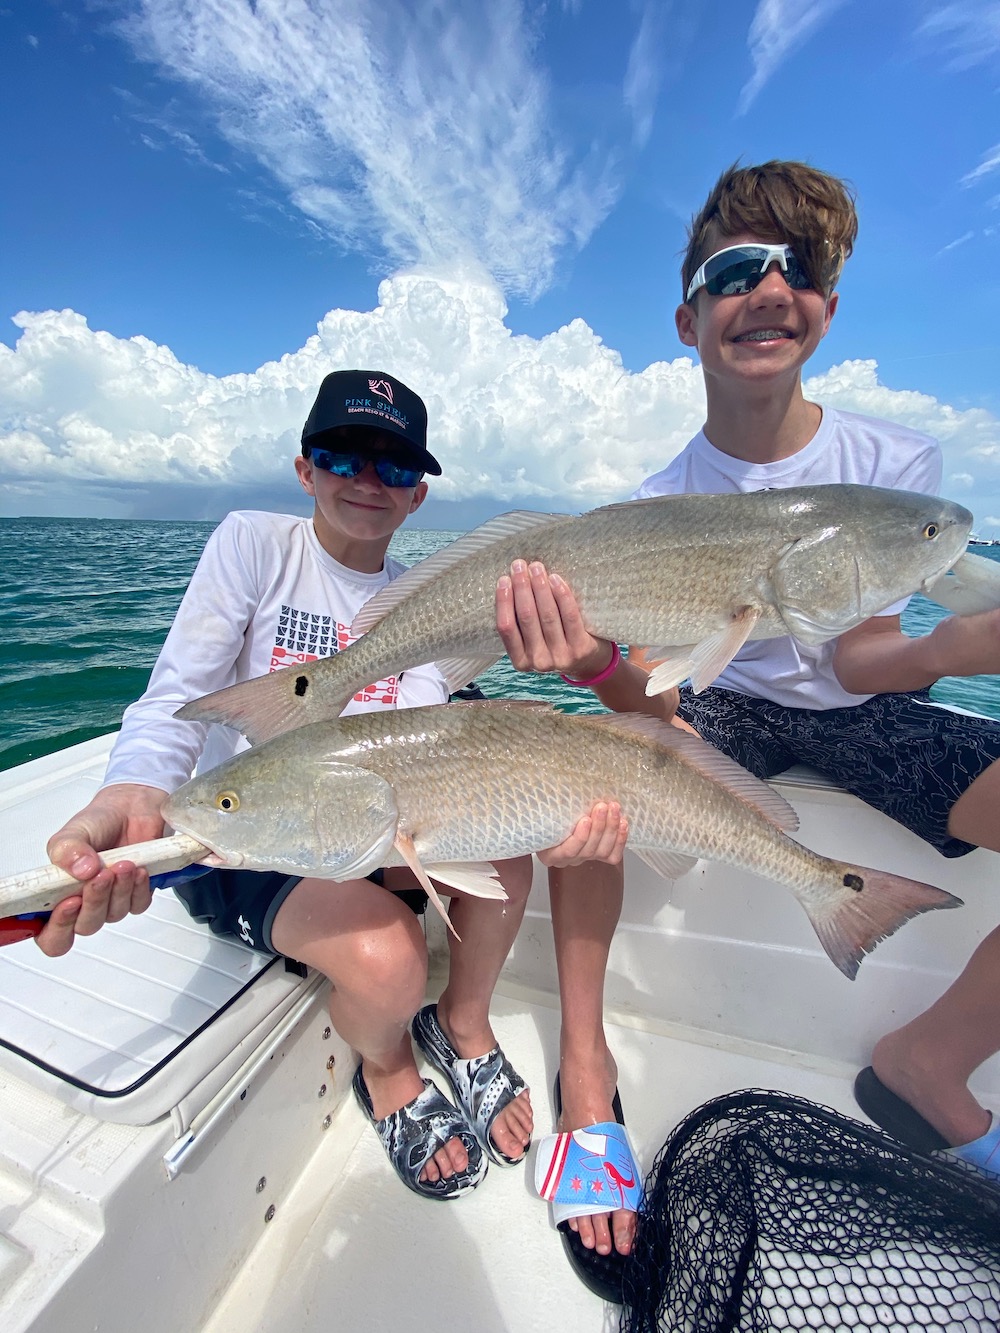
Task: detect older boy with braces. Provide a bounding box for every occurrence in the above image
[498,160,1000,1301]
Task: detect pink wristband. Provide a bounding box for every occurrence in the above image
[559,642,622,687]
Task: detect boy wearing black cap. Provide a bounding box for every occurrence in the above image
[40,369,540,1200]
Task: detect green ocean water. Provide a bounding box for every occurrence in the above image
[2,516,999,774]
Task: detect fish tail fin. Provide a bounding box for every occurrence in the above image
[175,669,352,745]
[806,867,962,981]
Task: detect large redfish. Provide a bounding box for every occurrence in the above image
[175,485,972,744]
[161,702,960,980]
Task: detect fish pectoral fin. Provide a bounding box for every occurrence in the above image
[434,655,504,694]
[423,862,509,900]
[393,832,461,939]
[633,848,699,881]
[643,649,696,695]
[687,607,760,692]
[643,607,760,696]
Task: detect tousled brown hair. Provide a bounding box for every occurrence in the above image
[681,160,858,301]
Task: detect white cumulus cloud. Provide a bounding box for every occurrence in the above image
[4,275,1000,528]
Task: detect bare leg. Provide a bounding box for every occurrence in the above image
[946,756,1000,853]
[434,856,535,1160]
[271,876,468,1184]
[549,858,634,1257]
[872,924,1000,1146]
[872,757,1000,1147]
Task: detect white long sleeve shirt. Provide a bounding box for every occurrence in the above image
[103,510,449,795]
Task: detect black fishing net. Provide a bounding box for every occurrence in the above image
[621,1088,1000,1333]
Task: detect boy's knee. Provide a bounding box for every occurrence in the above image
[324,908,427,997]
[354,926,427,1001]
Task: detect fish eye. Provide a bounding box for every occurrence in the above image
[923,522,939,539]
[215,791,240,812]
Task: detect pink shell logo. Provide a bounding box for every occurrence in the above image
[369,378,394,404]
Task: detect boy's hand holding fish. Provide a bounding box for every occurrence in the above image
[495,556,677,725]
[37,784,166,956]
[496,558,616,683]
[535,801,629,869]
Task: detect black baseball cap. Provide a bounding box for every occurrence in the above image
[301,369,441,476]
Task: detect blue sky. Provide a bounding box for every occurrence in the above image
[2,1,1000,529]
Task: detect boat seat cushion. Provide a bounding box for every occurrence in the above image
[0,735,316,1126]
[0,890,309,1126]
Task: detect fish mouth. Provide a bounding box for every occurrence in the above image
[920,549,969,598]
[198,848,241,868]
[163,815,243,869]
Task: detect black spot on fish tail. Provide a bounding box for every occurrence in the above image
[294,676,309,697]
[843,873,864,892]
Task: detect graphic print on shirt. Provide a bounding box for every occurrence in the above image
[270,604,400,706]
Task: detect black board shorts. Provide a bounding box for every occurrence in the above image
[175,867,427,959]
[676,685,1000,858]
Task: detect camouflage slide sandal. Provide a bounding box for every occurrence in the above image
[411,1003,530,1166]
[352,1062,487,1201]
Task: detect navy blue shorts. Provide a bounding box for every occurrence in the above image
[675,686,1000,858]
[175,868,427,958]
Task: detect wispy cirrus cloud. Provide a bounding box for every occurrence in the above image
[623,0,697,148]
[113,0,623,300]
[936,230,975,254]
[917,1,1000,69]
[912,6,1000,247]
[737,0,851,115]
[623,2,668,148]
[962,145,1000,188]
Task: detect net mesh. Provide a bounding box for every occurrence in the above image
[621,1088,1000,1333]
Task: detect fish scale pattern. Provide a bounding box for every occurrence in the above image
[169,702,953,978]
[621,1089,1000,1332]
[179,486,972,739]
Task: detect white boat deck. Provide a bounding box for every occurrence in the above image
[1,736,998,1331]
[201,994,876,1333]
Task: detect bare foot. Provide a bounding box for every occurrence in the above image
[558,1047,636,1258]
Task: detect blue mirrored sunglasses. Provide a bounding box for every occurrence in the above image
[309,448,424,489]
[686,243,813,302]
